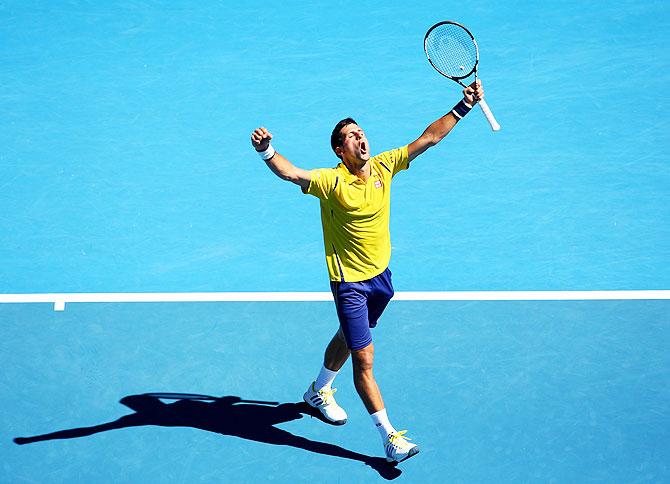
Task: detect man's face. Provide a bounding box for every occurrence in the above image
[337,123,370,163]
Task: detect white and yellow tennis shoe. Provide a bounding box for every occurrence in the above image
[384,430,420,463]
[303,382,348,425]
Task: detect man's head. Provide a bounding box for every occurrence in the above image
[330,117,370,164]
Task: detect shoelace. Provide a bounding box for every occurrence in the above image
[317,386,337,405]
[389,430,412,447]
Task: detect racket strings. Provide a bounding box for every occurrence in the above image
[425,24,478,79]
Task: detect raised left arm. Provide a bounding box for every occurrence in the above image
[407,80,484,162]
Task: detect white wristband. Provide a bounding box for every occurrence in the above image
[257,144,276,161]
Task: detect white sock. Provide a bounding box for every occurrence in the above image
[314,365,338,390]
[371,408,397,440]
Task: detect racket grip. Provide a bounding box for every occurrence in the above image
[478,99,501,131]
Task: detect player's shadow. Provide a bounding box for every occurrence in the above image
[13,392,401,480]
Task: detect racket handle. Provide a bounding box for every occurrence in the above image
[478,99,501,131]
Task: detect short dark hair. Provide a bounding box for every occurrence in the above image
[330,117,357,159]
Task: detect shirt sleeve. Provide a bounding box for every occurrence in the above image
[302,168,338,200]
[374,145,410,179]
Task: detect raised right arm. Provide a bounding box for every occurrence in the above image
[251,127,311,190]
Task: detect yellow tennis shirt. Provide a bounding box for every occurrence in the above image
[303,145,409,282]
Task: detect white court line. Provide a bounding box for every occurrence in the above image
[0,290,669,311]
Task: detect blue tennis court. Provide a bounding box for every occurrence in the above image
[2,1,669,482]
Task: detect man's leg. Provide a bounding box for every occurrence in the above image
[323,327,350,373]
[304,281,365,423]
[310,328,349,393]
[351,343,383,413]
[352,342,419,463]
[303,328,350,425]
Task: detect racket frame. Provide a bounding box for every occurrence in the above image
[424,20,500,131]
[424,20,479,85]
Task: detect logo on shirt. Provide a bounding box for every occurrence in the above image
[374,180,382,189]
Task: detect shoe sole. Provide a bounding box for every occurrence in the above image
[302,395,347,425]
[386,446,420,464]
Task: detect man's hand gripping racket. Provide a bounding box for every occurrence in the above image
[424,20,500,131]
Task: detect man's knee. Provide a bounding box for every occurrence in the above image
[352,344,374,372]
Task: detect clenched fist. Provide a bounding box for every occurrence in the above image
[251,127,273,152]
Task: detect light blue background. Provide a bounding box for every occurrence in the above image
[1,0,668,293]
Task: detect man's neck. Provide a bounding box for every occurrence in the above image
[343,159,370,182]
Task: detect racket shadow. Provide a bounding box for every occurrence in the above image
[13,392,401,480]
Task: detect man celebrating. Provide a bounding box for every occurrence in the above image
[251,80,484,463]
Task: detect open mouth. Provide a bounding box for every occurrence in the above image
[360,141,367,154]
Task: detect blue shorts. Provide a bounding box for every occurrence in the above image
[330,268,395,351]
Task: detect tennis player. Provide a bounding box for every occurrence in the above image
[251,80,484,464]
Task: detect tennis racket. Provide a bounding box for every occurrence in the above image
[424,21,500,131]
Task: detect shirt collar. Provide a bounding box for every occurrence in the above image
[336,161,379,184]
